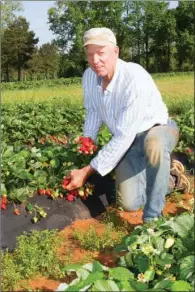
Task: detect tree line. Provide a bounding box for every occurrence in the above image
[1,1,194,82]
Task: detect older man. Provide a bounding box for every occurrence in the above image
[65,27,190,222]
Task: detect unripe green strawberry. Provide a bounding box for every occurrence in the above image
[78,190,84,196]
[39,210,47,218]
[32,216,38,223]
[165,237,175,249]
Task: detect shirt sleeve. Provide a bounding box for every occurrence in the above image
[90,78,148,176]
[82,71,103,141]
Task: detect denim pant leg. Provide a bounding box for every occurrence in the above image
[115,133,147,212]
[143,120,179,222]
[115,119,179,221]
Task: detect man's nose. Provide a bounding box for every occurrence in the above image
[93,54,99,64]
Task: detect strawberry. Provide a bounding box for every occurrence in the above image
[14,208,20,215]
[38,189,45,195]
[186,148,192,153]
[66,194,74,202]
[45,189,51,196]
[32,216,38,223]
[82,196,87,200]
[78,189,84,196]
[63,178,70,186]
[2,196,7,204]
[1,203,6,210]
[40,137,46,144]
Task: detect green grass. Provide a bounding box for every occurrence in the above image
[2,85,83,104]
[2,73,194,115]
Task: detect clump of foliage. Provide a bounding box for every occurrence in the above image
[72,223,126,251]
[1,229,64,291]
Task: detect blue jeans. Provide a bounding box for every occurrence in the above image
[115,119,179,222]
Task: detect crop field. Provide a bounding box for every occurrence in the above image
[1,72,194,291]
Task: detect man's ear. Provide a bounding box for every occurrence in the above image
[115,46,119,57]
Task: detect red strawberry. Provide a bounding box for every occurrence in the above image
[2,195,7,204]
[38,189,45,195]
[40,137,46,144]
[14,208,20,215]
[63,178,70,186]
[45,189,51,196]
[82,196,87,200]
[1,203,6,210]
[186,148,192,153]
[66,194,74,201]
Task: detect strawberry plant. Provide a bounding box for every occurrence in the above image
[174,109,194,165]
[56,213,194,291]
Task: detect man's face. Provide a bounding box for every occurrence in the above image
[85,44,119,77]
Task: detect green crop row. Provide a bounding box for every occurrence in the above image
[2,71,193,91]
[1,77,82,91]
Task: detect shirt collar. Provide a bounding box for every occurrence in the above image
[96,58,121,93]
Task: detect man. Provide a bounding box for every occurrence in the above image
[65,27,190,222]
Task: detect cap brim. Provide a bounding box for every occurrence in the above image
[83,40,115,47]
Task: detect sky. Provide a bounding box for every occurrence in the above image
[18,1,178,47]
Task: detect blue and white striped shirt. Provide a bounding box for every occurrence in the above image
[82,59,168,176]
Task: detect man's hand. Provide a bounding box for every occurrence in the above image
[65,165,96,191]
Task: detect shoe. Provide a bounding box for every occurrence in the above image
[171,159,185,176]
[170,159,191,194]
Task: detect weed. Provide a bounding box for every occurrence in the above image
[102,207,128,231]
[1,229,65,291]
[72,224,125,251]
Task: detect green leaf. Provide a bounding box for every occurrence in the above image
[91,279,119,291]
[134,254,150,272]
[46,150,54,158]
[50,158,60,168]
[152,236,165,253]
[1,183,7,195]
[130,280,148,291]
[20,150,30,158]
[76,267,90,280]
[26,203,33,212]
[156,252,174,267]
[170,280,192,291]
[180,256,194,280]
[38,156,48,162]
[9,187,29,202]
[114,243,127,253]
[109,267,134,281]
[65,271,105,291]
[154,279,172,289]
[143,269,155,281]
[120,281,135,291]
[34,170,47,178]
[62,263,81,273]
[161,213,194,238]
[92,261,104,272]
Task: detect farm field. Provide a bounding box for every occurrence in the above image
[1,72,194,291]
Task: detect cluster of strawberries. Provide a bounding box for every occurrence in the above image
[75,136,97,155]
[62,177,93,201]
[40,135,67,146]
[1,194,20,215]
[1,194,7,210]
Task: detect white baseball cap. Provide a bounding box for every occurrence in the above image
[83,27,117,47]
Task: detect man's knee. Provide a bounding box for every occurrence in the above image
[117,188,142,212]
[144,135,163,167]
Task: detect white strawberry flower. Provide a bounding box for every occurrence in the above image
[147,228,155,235]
